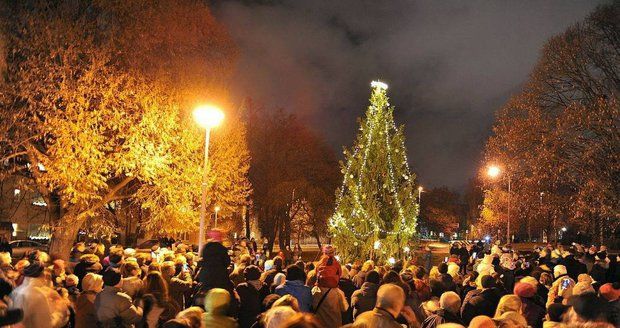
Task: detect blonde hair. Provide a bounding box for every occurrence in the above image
[429,266,440,280]
[495,295,522,317]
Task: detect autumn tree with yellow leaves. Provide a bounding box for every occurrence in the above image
[0,0,250,257]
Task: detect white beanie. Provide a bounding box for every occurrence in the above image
[264,259,274,271]
[554,265,567,278]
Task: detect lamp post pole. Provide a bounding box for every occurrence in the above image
[198,128,211,253]
[507,175,511,244]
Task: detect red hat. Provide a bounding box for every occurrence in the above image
[514,282,536,298]
[207,230,223,242]
[599,283,620,302]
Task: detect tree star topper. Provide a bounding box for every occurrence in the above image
[371,80,388,90]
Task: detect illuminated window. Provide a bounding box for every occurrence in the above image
[32,194,47,207]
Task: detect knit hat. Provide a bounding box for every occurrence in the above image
[264,260,274,271]
[547,303,569,322]
[577,273,595,284]
[572,281,595,296]
[206,230,223,243]
[514,282,536,298]
[599,283,620,301]
[82,273,104,292]
[553,265,567,278]
[65,274,79,287]
[322,245,335,256]
[103,268,122,286]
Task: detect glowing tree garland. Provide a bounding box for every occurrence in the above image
[329,81,419,261]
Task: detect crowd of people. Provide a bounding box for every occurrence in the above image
[0,232,617,328]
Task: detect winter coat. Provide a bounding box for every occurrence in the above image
[339,277,357,324]
[350,282,379,319]
[520,296,546,328]
[316,255,342,288]
[312,286,348,328]
[546,275,575,307]
[198,242,233,293]
[460,288,502,325]
[351,307,403,328]
[11,276,70,328]
[94,286,142,328]
[121,276,143,300]
[352,271,368,289]
[421,309,464,328]
[275,280,313,312]
[75,290,98,328]
[166,273,193,309]
[236,282,264,328]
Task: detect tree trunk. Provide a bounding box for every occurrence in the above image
[49,219,81,260]
[313,230,322,250]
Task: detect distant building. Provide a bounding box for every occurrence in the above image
[0,176,56,240]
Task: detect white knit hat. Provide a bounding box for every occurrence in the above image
[554,265,567,278]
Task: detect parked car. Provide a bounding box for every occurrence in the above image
[9,240,48,259]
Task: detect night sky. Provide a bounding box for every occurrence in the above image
[213,1,602,191]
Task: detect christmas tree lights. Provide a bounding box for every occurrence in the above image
[330,81,419,261]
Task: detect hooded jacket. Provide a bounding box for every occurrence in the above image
[351,282,379,319]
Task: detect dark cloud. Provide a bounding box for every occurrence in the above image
[214,0,603,190]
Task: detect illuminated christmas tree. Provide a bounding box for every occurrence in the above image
[329,81,419,261]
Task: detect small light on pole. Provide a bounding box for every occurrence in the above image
[214,205,221,229]
[194,105,224,253]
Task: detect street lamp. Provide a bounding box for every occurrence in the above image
[418,186,423,207]
[487,165,512,244]
[193,105,224,253]
[214,206,221,229]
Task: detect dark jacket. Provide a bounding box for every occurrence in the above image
[351,307,402,328]
[520,296,546,328]
[421,309,464,328]
[198,242,233,293]
[351,282,379,319]
[561,255,587,280]
[460,288,502,325]
[236,282,265,328]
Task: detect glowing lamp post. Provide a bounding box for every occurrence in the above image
[487,165,512,244]
[193,105,224,253]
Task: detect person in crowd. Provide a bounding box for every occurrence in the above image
[141,271,180,327]
[350,270,381,319]
[565,292,612,325]
[11,259,71,328]
[263,256,285,287]
[311,263,348,327]
[468,315,496,328]
[70,242,87,268]
[349,283,418,328]
[275,264,313,312]
[271,272,286,293]
[261,305,297,328]
[236,265,267,328]
[429,263,456,298]
[161,261,193,309]
[74,253,103,291]
[75,273,103,328]
[461,275,503,325]
[94,268,143,327]
[203,288,238,328]
[339,265,357,324]
[514,281,545,328]
[272,294,300,312]
[197,230,236,310]
[544,303,568,328]
[231,254,253,287]
[121,260,143,299]
[352,260,374,288]
[546,265,574,306]
[495,294,522,319]
[421,291,463,328]
[599,282,620,326]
